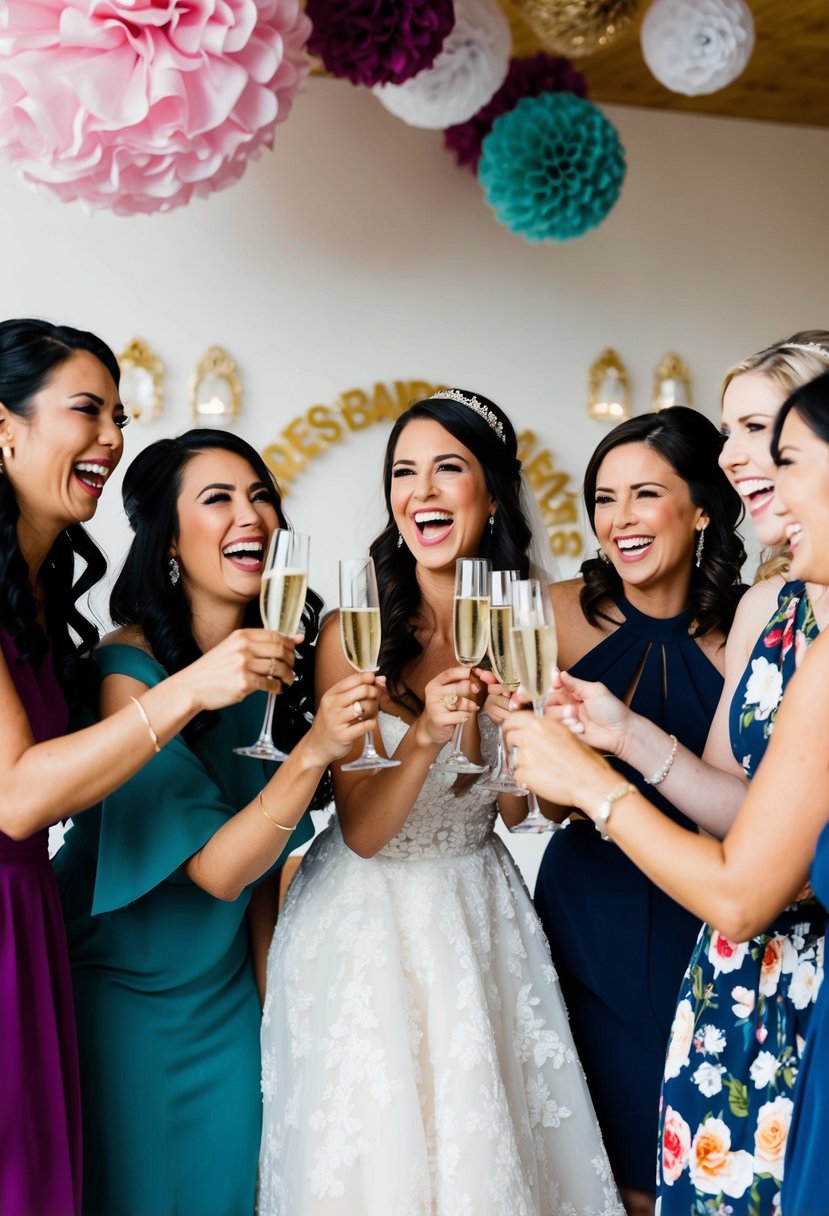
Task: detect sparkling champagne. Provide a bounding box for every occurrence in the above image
[513,625,557,702]
[260,568,308,636]
[340,607,382,672]
[488,604,520,690]
[454,596,490,666]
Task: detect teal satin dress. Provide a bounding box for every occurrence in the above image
[53,645,313,1216]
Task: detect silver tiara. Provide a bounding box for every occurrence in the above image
[427,388,506,442]
[782,342,829,357]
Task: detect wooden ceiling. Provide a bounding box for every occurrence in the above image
[505,0,829,127]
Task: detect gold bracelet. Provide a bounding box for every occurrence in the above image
[258,791,295,833]
[129,696,161,754]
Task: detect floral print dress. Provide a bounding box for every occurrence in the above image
[656,582,826,1216]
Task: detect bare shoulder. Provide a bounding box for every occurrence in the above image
[315,610,352,695]
[736,576,788,637]
[549,578,611,669]
[98,624,152,654]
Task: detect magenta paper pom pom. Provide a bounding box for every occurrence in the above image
[444,52,588,171]
[307,0,455,88]
[0,0,311,215]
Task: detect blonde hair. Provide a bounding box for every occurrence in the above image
[722,330,829,583]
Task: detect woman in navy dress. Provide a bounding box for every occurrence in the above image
[522,335,829,1215]
[504,370,829,1216]
[528,407,745,1215]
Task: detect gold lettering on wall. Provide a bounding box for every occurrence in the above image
[263,382,583,559]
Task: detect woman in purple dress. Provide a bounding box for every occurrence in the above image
[0,319,294,1216]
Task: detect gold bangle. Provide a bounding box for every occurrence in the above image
[129,696,161,754]
[258,791,295,833]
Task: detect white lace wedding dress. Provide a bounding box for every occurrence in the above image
[258,713,623,1216]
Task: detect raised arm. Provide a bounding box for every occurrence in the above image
[0,628,287,840]
[545,580,783,837]
[504,623,829,941]
[316,615,482,858]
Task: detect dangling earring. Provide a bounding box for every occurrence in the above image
[695,528,706,568]
[396,531,403,549]
[168,556,181,586]
[599,549,610,564]
[489,514,495,533]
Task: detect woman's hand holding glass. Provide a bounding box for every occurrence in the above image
[481,570,527,797]
[235,529,310,761]
[304,669,383,769]
[430,558,491,774]
[545,670,632,758]
[338,557,400,772]
[503,711,616,813]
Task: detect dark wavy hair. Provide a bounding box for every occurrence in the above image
[0,317,120,707]
[580,407,746,638]
[110,429,330,805]
[370,390,532,714]
[771,369,829,456]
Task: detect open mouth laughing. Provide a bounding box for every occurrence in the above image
[411,510,454,546]
[614,534,655,562]
[736,478,775,518]
[222,538,266,571]
[73,460,112,498]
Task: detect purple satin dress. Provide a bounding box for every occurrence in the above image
[0,627,81,1216]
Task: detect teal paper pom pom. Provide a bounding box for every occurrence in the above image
[478,92,626,242]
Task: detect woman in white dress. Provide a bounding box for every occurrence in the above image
[258,389,623,1216]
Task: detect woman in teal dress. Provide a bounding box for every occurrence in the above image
[54,430,380,1216]
[503,368,829,1215]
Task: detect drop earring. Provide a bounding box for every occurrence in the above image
[599,549,610,564]
[489,514,495,534]
[168,556,181,586]
[396,532,403,549]
[695,528,705,568]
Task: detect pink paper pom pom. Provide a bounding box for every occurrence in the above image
[0,0,311,215]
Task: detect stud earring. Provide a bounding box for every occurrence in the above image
[168,556,181,586]
[695,528,705,568]
[2,446,11,460]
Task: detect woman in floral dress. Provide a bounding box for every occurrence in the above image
[509,334,829,1215]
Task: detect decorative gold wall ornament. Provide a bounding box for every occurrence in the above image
[118,337,164,424]
[261,379,583,562]
[515,0,642,58]
[190,345,241,426]
[587,348,630,422]
[652,352,692,411]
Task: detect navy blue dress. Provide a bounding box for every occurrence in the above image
[535,595,721,1191]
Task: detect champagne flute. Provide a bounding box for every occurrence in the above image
[481,570,527,796]
[430,557,491,775]
[339,557,400,772]
[508,578,561,833]
[234,530,309,761]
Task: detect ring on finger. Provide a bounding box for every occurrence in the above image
[442,692,459,709]
[352,700,364,721]
[267,656,276,680]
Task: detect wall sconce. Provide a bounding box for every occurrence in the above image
[190,345,242,426]
[587,348,630,422]
[653,352,692,411]
[118,337,164,424]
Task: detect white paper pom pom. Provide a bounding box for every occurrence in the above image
[641,0,755,97]
[373,0,511,129]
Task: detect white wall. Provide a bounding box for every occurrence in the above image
[5,78,828,884]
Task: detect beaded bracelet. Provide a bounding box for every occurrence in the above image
[644,733,677,786]
[129,696,160,754]
[258,791,295,833]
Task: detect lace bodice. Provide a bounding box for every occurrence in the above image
[376,711,501,859]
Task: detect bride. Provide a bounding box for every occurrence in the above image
[258,389,623,1216]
